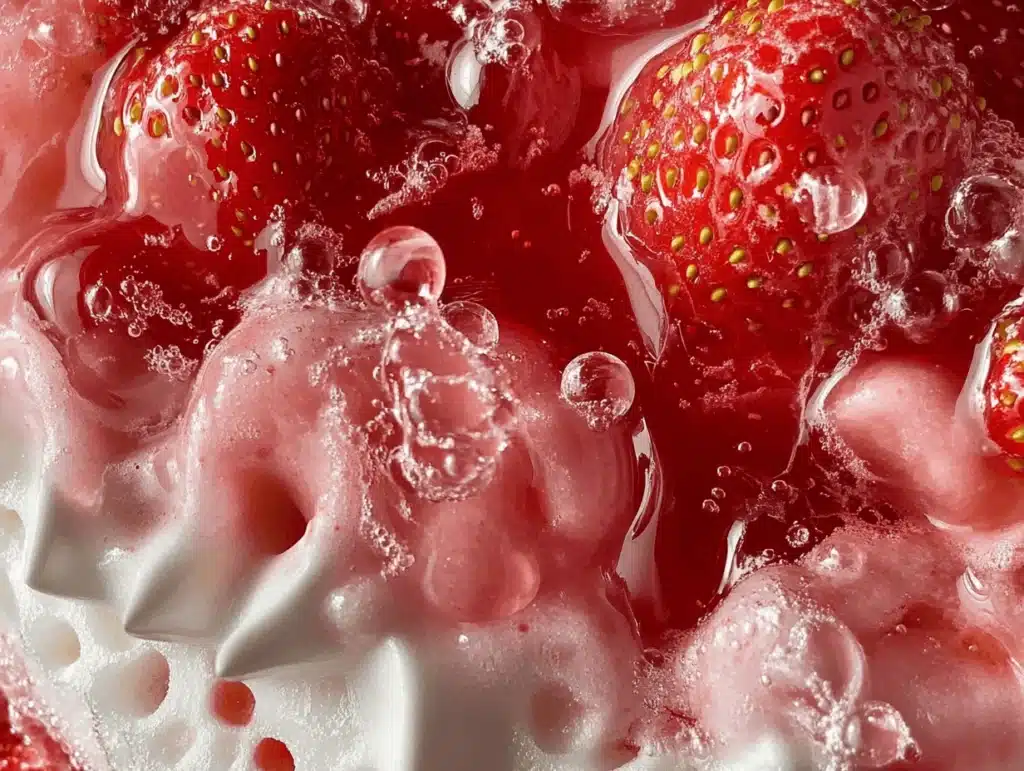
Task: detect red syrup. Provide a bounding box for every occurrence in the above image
[2,0,1024,761]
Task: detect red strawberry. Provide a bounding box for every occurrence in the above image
[981,296,1024,471]
[0,689,75,771]
[602,0,983,380]
[97,0,396,267]
[917,0,1024,131]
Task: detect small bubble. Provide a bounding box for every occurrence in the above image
[243,359,258,374]
[793,166,868,235]
[560,351,635,431]
[716,466,732,478]
[737,441,752,453]
[357,226,447,309]
[206,235,223,252]
[786,525,810,548]
[711,487,726,500]
[84,284,113,321]
[441,300,499,350]
[702,499,720,514]
[946,174,1021,249]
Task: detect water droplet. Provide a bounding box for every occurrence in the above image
[716,466,732,478]
[793,167,868,235]
[84,284,113,321]
[560,351,635,431]
[441,300,500,350]
[206,235,223,252]
[737,441,752,453]
[357,226,446,310]
[946,174,1021,249]
[702,499,720,514]
[711,487,726,500]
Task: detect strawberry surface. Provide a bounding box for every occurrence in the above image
[83,0,199,53]
[602,0,983,379]
[983,296,1024,471]
[919,0,1024,132]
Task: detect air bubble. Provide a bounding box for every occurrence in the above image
[441,300,499,350]
[787,525,811,548]
[83,284,112,321]
[702,499,720,514]
[560,351,635,431]
[357,226,447,310]
[28,616,80,669]
[946,174,1021,249]
[793,167,868,235]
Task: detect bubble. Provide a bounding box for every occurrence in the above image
[793,167,868,235]
[357,226,446,310]
[787,525,810,548]
[441,301,499,350]
[945,174,1021,249]
[83,284,112,321]
[560,351,635,431]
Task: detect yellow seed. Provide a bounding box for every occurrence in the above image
[212,72,225,87]
[930,174,944,192]
[227,10,239,27]
[686,264,698,280]
[910,189,920,202]
[621,130,633,145]
[692,85,704,103]
[950,113,962,129]
[657,64,671,79]
[729,188,743,209]
[214,45,227,61]
[159,77,175,98]
[216,164,229,179]
[671,129,686,148]
[620,98,637,116]
[724,135,739,156]
[693,52,710,71]
[775,238,793,255]
[670,63,689,85]
[671,235,685,252]
[746,277,762,289]
[722,10,736,24]
[647,141,662,159]
[280,20,291,35]
[653,90,664,109]
[149,115,166,137]
[663,103,678,119]
[809,68,826,84]
[693,123,709,144]
[729,248,747,265]
[691,33,711,56]
[1008,458,1024,473]
[978,96,988,111]
[240,140,253,158]
[626,158,642,180]
[190,30,203,45]
[711,64,725,82]
[930,80,942,98]
[747,0,759,9]
[667,284,681,297]
[1004,340,1024,355]
[711,287,728,302]
[231,226,244,237]
[247,56,259,72]
[874,120,889,138]
[253,185,263,199]
[243,26,257,41]
[696,168,710,192]
[840,49,854,67]
[941,74,953,93]
[781,183,795,199]
[113,116,124,136]
[189,74,202,87]
[128,101,143,123]
[782,298,796,309]
[767,0,784,11]
[797,262,813,278]
[817,233,829,242]
[641,173,654,193]
[216,106,231,124]
[645,207,659,225]
[665,167,680,188]
[699,226,714,245]
[834,134,847,149]
[747,18,762,34]
[1009,426,1024,443]
[640,119,652,137]
[1001,391,1019,408]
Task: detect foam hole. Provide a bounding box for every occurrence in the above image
[210,680,255,727]
[90,648,170,718]
[240,471,308,556]
[253,738,294,771]
[28,615,80,669]
[149,718,193,765]
[0,508,23,547]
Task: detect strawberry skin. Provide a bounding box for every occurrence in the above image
[97,0,393,260]
[917,1,1024,131]
[983,298,1024,471]
[603,0,982,377]
[84,0,200,53]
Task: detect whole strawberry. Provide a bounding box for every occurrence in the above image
[602,0,983,378]
[97,0,396,261]
[982,298,1024,472]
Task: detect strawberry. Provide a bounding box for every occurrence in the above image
[913,0,1024,131]
[97,0,396,267]
[982,297,1024,472]
[602,0,983,379]
[0,689,75,771]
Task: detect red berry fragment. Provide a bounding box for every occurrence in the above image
[983,298,1024,472]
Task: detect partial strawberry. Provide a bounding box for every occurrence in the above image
[912,0,1024,131]
[602,0,983,380]
[982,297,1024,471]
[97,0,397,265]
[83,0,200,53]
[0,688,76,771]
